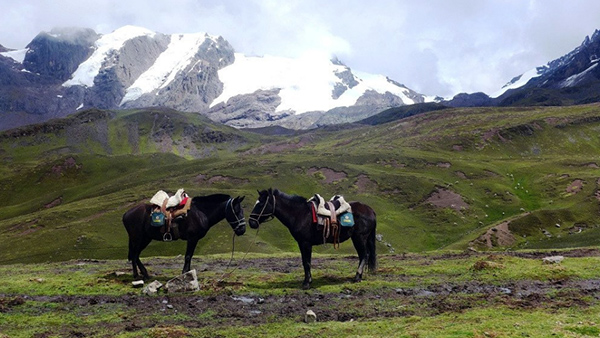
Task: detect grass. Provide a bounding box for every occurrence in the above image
[3,104,600,263]
[2,250,600,337]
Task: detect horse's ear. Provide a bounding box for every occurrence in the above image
[237,195,245,202]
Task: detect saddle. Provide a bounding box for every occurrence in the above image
[308,194,354,249]
[149,189,191,241]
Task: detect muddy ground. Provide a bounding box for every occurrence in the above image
[2,249,600,337]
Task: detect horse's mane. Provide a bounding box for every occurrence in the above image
[191,193,231,206]
[273,189,307,204]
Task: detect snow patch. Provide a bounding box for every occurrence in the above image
[212,53,416,114]
[63,26,156,88]
[120,32,210,105]
[560,63,598,87]
[490,66,543,98]
[0,49,27,63]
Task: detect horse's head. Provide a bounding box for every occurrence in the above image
[249,188,275,229]
[225,196,246,236]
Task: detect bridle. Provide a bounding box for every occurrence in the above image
[226,198,246,232]
[249,192,276,225]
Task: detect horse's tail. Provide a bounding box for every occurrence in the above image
[366,211,377,273]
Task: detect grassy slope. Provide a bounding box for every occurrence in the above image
[2,104,600,264]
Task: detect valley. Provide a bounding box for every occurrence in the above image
[1,103,600,264]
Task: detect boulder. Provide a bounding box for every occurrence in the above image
[165,269,199,293]
[132,280,144,288]
[305,309,317,323]
[542,256,564,264]
[142,280,163,295]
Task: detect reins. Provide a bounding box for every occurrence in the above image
[248,193,276,224]
[213,197,265,285]
[215,226,260,284]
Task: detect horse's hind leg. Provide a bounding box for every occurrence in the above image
[132,238,152,280]
[351,236,368,283]
[128,239,140,279]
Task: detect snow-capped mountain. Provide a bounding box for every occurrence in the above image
[491,29,600,100]
[0,25,429,131]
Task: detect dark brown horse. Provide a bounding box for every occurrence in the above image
[248,188,376,289]
[123,194,245,280]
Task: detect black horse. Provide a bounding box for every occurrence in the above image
[123,194,246,280]
[249,188,377,289]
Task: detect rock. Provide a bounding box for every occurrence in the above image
[305,309,317,323]
[132,280,144,288]
[542,256,564,264]
[142,280,163,295]
[499,287,512,295]
[165,269,199,293]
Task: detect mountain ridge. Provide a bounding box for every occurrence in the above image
[0,25,430,131]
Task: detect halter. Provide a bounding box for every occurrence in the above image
[226,198,246,232]
[249,192,276,224]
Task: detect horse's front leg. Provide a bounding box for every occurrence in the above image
[298,241,313,289]
[182,238,200,274]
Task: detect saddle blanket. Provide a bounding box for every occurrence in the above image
[308,194,352,216]
[150,188,187,208]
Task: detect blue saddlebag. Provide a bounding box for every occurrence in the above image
[150,211,165,227]
[339,212,355,227]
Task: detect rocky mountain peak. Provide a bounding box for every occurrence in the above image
[23,27,99,81]
[0,25,430,131]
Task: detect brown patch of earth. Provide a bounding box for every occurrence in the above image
[50,157,81,176]
[307,167,347,184]
[484,170,500,177]
[8,219,42,237]
[355,174,377,193]
[426,188,469,211]
[470,221,517,249]
[194,174,249,186]
[243,136,312,155]
[455,171,467,179]
[566,179,583,194]
[44,197,63,208]
[378,160,406,168]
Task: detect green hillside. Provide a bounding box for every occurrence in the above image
[2,104,600,264]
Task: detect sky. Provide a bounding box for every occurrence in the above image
[2,0,600,98]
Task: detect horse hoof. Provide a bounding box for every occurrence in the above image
[302,283,311,290]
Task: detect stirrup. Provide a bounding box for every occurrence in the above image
[163,232,173,242]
